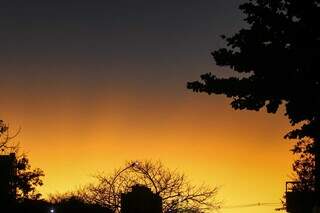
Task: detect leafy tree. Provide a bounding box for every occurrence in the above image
[0,120,44,200]
[76,160,220,213]
[187,0,320,191]
[15,155,45,200]
[290,138,315,191]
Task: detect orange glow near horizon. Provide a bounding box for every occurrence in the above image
[1,90,294,213]
[0,1,297,212]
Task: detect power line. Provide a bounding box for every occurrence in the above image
[222,202,281,209]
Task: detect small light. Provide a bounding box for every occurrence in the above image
[50,209,55,213]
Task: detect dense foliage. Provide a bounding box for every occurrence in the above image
[291,138,315,191]
[15,155,44,200]
[188,0,320,191]
[0,120,44,200]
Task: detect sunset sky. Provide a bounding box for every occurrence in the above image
[0,1,295,212]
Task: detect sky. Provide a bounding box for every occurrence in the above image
[0,1,295,212]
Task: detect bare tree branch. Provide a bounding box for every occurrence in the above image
[0,120,21,153]
[75,160,220,213]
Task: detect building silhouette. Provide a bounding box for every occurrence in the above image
[121,184,162,213]
[0,153,17,207]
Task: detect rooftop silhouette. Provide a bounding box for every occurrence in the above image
[121,184,162,213]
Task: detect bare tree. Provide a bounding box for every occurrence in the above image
[77,160,220,213]
[0,120,20,153]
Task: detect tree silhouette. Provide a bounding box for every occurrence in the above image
[187,0,320,192]
[75,160,220,213]
[0,120,44,200]
[0,120,20,152]
[49,194,112,213]
[291,138,315,191]
[15,155,44,200]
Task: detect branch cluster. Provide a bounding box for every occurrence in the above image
[76,160,220,213]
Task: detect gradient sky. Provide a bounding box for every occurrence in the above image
[0,1,295,212]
